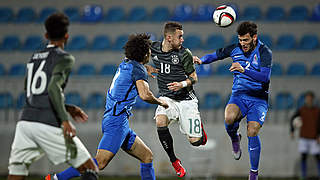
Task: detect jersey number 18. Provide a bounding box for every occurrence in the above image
[160,62,171,74]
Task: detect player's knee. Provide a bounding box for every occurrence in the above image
[142,149,153,163]
[225,114,236,124]
[156,115,169,127]
[190,139,202,147]
[247,128,259,137]
[80,169,98,180]
[95,156,109,170]
[189,137,202,147]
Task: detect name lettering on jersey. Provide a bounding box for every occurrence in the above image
[171,55,179,64]
[252,54,258,65]
[153,55,159,61]
[32,52,49,60]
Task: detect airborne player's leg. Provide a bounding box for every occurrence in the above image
[155,97,186,177]
[178,98,207,147]
[247,99,267,180]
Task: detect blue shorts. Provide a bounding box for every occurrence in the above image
[97,114,136,154]
[228,94,268,126]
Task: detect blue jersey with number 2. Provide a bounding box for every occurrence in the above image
[201,40,272,100]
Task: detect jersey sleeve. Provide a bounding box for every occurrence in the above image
[259,45,272,68]
[132,64,148,83]
[47,54,75,122]
[216,44,237,59]
[182,48,195,75]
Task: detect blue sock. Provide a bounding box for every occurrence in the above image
[140,162,155,180]
[56,158,99,180]
[248,136,261,171]
[225,121,239,141]
[301,158,307,178]
[56,166,81,180]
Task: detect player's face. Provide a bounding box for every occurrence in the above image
[305,94,314,107]
[238,33,257,52]
[142,49,151,64]
[170,29,184,50]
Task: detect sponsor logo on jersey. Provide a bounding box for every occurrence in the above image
[252,54,258,65]
[171,55,179,64]
[153,55,158,61]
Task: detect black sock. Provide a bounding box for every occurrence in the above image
[157,126,177,163]
[81,170,98,180]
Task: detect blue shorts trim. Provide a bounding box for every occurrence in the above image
[97,115,137,154]
[228,94,268,126]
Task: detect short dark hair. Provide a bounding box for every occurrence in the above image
[45,13,70,41]
[164,22,183,37]
[305,91,315,98]
[237,21,257,37]
[124,33,151,62]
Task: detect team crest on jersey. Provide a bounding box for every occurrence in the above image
[252,54,258,65]
[171,55,179,64]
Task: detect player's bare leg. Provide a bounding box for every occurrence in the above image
[125,136,153,163]
[247,121,262,180]
[156,114,186,177]
[124,136,155,180]
[225,104,242,160]
[95,149,115,170]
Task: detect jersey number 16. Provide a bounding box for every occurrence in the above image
[26,61,47,97]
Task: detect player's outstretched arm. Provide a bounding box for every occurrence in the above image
[65,104,88,123]
[193,56,203,65]
[144,64,159,78]
[136,80,168,108]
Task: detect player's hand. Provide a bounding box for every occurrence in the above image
[66,105,88,123]
[62,120,76,138]
[159,99,169,109]
[193,56,202,65]
[145,65,159,78]
[167,82,183,91]
[229,62,245,73]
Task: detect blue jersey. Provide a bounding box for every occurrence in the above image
[104,59,148,117]
[201,40,272,100]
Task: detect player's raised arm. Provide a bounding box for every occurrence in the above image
[144,64,158,78]
[136,79,168,108]
[47,54,76,137]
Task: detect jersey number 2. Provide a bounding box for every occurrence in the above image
[26,61,47,97]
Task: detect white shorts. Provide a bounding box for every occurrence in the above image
[155,96,202,138]
[8,121,91,176]
[298,138,320,155]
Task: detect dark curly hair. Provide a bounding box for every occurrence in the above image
[45,13,70,41]
[124,33,151,62]
[237,21,257,37]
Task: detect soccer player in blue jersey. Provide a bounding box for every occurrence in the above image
[194,21,272,180]
[46,33,168,180]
